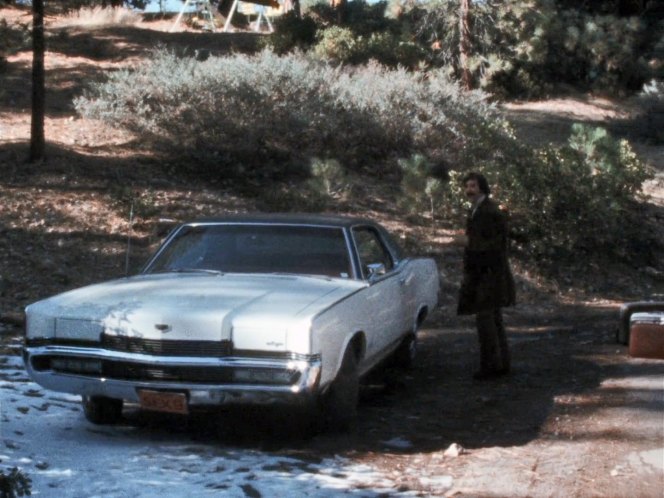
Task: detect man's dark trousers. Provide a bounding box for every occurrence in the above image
[475,308,510,373]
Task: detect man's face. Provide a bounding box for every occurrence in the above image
[464,179,482,203]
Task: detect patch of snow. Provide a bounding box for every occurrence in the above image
[418,475,453,489]
[1,354,421,497]
[627,448,664,474]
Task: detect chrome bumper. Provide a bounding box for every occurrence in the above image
[23,345,322,406]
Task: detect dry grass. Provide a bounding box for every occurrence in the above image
[51,6,141,29]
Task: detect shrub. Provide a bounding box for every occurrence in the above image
[416,0,656,97]
[263,12,318,54]
[313,26,361,63]
[549,12,650,95]
[0,18,31,60]
[307,0,396,35]
[398,154,445,225]
[474,124,653,264]
[313,27,424,69]
[75,48,653,269]
[74,48,503,180]
[273,0,423,68]
[398,122,653,268]
[632,79,664,144]
[308,158,347,197]
[0,467,31,498]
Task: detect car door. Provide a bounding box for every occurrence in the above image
[351,225,405,364]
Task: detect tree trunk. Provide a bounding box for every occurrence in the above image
[102,0,125,7]
[331,0,347,24]
[459,0,472,91]
[30,0,45,162]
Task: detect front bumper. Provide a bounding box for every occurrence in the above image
[23,345,322,407]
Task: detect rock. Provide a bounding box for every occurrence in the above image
[444,443,465,458]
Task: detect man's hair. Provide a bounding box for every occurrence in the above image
[462,172,491,196]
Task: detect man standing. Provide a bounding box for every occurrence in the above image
[457,172,516,380]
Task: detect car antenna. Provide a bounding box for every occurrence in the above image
[125,200,134,277]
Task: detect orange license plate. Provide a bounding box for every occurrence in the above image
[138,390,188,415]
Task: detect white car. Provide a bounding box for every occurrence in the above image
[23,214,439,430]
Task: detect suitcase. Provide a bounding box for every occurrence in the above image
[618,301,664,345]
[629,312,664,360]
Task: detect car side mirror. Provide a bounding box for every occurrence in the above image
[366,262,386,281]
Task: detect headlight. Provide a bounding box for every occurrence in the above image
[55,318,104,341]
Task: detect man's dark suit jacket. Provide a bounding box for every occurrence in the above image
[457,197,516,315]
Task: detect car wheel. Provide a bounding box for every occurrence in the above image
[82,395,123,425]
[321,345,359,432]
[392,333,417,370]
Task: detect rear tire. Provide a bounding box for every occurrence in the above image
[321,346,359,432]
[82,395,123,425]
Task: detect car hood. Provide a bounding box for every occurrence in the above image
[25,273,365,353]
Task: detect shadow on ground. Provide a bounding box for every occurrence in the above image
[93,301,661,460]
[1,25,262,115]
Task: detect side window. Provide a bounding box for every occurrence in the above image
[353,227,394,279]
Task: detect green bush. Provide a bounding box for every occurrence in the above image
[398,154,444,224]
[550,12,650,94]
[273,0,423,68]
[263,12,318,54]
[632,79,664,143]
[308,158,347,197]
[415,0,656,97]
[74,48,503,179]
[307,0,396,35]
[313,26,361,63]
[313,26,424,68]
[467,124,652,264]
[399,123,653,267]
[75,48,654,267]
[0,467,31,498]
[0,17,31,63]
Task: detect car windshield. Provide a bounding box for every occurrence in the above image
[145,224,353,279]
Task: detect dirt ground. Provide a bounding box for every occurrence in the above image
[1,6,663,497]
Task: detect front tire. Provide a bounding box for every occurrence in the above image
[321,345,359,432]
[82,395,123,425]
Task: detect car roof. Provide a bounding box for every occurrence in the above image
[187,213,382,229]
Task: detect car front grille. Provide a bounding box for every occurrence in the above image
[102,360,234,383]
[33,356,302,385]
[101,335,233,357]
[34,355,234,383]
